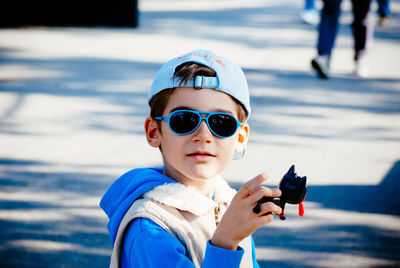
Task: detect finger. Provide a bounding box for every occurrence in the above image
[255,213,275,226]
[257,202,282,216]
[248,186,281,205]
[236,173,268,198]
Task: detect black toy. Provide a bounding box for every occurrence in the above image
[253,165,307,220]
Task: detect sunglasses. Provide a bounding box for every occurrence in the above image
[155,110,242,138]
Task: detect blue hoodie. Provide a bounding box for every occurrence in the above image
[100,167,259,267]
[100,167,175,245]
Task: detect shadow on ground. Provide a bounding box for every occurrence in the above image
[0,158,113,267]
[0,159,399,267]
[234,161,400,267]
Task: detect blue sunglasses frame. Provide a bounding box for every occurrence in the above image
[155,110,242,138]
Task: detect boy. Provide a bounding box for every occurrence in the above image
[100,49,282,267]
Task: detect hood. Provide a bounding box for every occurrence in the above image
[100,167,176,246]
[143,176,236,216]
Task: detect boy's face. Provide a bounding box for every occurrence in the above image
[146,87,249,186]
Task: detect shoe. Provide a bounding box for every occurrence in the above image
[354,57,370,78]
[311,55,330,79]
[300,9,319,26]
[378,16,389,27]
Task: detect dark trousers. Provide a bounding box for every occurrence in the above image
[317,0,373,61]
[377,0,391,17]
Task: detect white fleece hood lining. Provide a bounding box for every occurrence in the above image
[143,176,237,216]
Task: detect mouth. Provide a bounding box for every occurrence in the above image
[187,151,216,161]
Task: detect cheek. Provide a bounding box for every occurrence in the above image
[160,123,170,135]
[219,138,237,157]
[160,133,184,155]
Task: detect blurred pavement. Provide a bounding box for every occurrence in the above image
[0,0,400,267]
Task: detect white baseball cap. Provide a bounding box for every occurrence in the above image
[148,49,251,117]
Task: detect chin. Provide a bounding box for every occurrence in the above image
[186,166,221,181]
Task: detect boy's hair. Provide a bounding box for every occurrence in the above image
[149,62,248,133]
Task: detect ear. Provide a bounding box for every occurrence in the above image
[144,117,161,148]
[235,123,249,152]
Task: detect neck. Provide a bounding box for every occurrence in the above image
[186,179,217,198]
[163,169,217,198]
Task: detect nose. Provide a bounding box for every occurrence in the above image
[192,119,213,143]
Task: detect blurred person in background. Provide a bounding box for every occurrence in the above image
[300,0,319,25]
[311,0,374,79]
[377,0,391,26]
[300,0,390,27]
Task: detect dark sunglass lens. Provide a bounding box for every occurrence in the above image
[209,114,237,137]
[169,111,199,134]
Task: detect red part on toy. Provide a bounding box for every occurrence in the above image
[298,202,304,217]
[279,211,286,220]
[298,193,306,217]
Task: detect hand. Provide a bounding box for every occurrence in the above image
[211,173,282,250]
